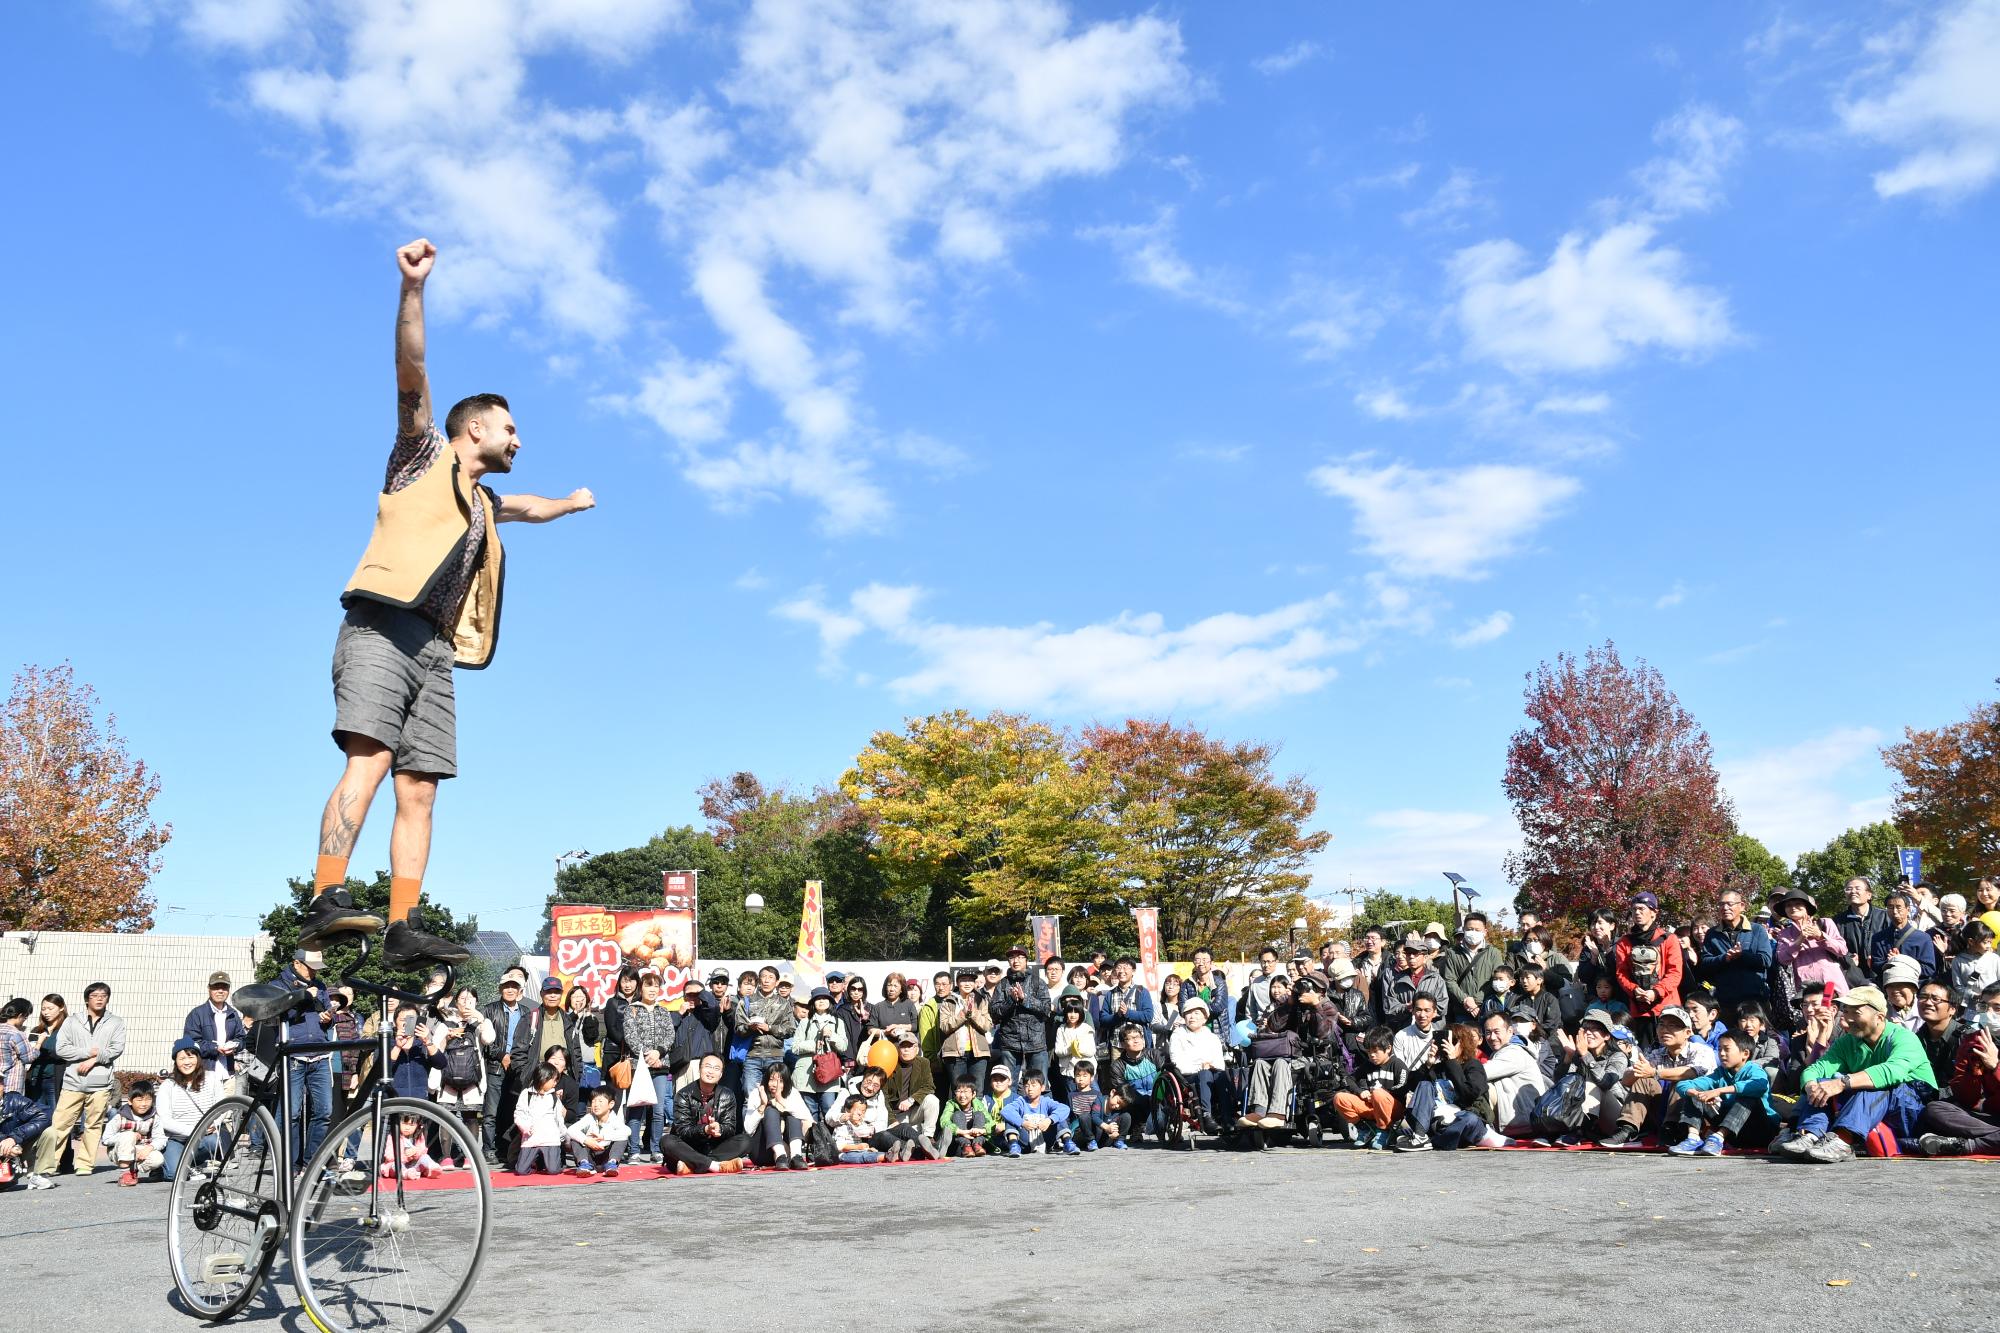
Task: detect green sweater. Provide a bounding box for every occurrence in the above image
[1800,1023,1937,1091]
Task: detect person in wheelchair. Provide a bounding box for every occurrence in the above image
[1167,996,1228,1135]
[1285,974,1349,1137]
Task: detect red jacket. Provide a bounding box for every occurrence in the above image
[1613,927,1684,1017]
[1949,1038,2000,1112]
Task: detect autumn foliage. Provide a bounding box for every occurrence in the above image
[1883,696,2000,885]
[1502,642,1733,922]
[0,663,170,932]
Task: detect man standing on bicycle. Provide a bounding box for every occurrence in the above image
[294,239,596,963]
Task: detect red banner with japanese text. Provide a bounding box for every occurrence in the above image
[549,870,699,1010]
[1030,914,1062,965]
[1133,906,1162,991]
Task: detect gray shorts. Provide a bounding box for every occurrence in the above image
[331,601,457,778]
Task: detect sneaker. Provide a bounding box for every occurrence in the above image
[1006,1142,1023,1158]
[118,1169,139,1187]
[787,1154,808,1171]
[1772,1130,1818,1158]
[1601,1125,1637,1148]
[1081,1139,1098,1152]
[1804,1133,1855,1164]
[1392,1133,1432,1153]
[570,1165,596,1177]
[382,918,470,966]
[1915,1133,1972,1158]
[1555,1135,1581,1148]
[1111,1138,1130,1151]
[1061,1138,1081,1156]
[23,1173,54,1190]
[1696,1134,1725,1157]
[603,1164,620,1176]
[1666,1134,1703,1157]
[296,887,384,948]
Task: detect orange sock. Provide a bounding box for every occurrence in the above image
[389,876,422,923]
[314,856,350,895]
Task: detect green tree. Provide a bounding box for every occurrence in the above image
[258,871,484,1010]
[1351,889,1460,941]
[1729,833,1791,903]
[1791,822,1906,903]
[536,827,726,952]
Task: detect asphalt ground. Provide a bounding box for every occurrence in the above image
[3,1145,1993,1333]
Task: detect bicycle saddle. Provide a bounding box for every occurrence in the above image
[233,979,311,1023]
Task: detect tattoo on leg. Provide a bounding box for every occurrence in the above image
[320,789,362,856]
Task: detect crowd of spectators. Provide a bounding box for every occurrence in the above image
[3,875,1997,1191]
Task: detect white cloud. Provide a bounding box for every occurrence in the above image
[1449,610,1513,647]
[1333,808,1522,902]
[1080,207,1217,303]
[776,586,1350,712]
[1632,103,1745,219]
[1654,580,1688,609]
[1284,279,1379,360]
[624,353,736,446]
[1721,727,1891,861]
[1532,391,1611,415]
[1253,40,1325,76]
[1354,162,1422,190]
[1449,222,1733,374]
[1399,167,1492,230]
[1355,386,1419,420]
[1841,0,2000,200]
[1309,458,1580,580]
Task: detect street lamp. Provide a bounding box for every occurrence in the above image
[1289,916,1308,947]
[744,893,765,914]
[555,848,590,880]
[1442,872,1476,929]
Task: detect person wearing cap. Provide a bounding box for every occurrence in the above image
[1439,912,1502,1024]
[478,967,532,1164]
[1167,995,1227,1135]
[1773,984,1939,1163]
[1531,1008,1631,1144]
[937,970,992,1100]
[1880,956,1923,1031]
[1375,934,1447,1031]
[1614,891,1684,1047]
[992,946,1053,1089]
[1696,887,1775,1012]
[182,971,248,1086]
[155,1037,225,1181]
[791,986,851,1121]
[883,1030,941,1157]
[1869,889,1940,985]
[1601,1005,1718,1147]
[264,953,336,1170]
[1771,888,1851,1004]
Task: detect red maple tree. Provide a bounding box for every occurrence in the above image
[0,663,170,932]
[1502,642,1733,922]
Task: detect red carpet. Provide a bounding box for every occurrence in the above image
[393,1155,950,1192]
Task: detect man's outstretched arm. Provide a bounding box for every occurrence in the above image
[395,238,436,444]
[496,489,596,524]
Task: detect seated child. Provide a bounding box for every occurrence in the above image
[1480,967,1517,1020]
[566,1088,632,1176]
[832,1096,884,1164]
[1000,1071,1077,1156]
[1332,1027,1409,1150]
[381,1111,443,1179]
[1167,997,1227,1134]
[1665,1029,1778,1155]
[977,1070,1023,1155]
[107,1080,167,1187]
[1066,1060,1110,1150]
[940,1078,996,1157]
[511,1062,567,1175]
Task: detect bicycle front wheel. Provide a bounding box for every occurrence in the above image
[288,1097,491,1333]
[166,1094,285,1322]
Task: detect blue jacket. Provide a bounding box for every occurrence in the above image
[1869,923,1939,983]
[275,966,334,1047]
[0,1090,49,1153]
[1184,972,1233,1047]
[1676,1059,1776,1122]
[999,1092,1071,1133]
[182,1002,249,1076]
[1093,982,1155,1045]
[1697,922,1774,1005]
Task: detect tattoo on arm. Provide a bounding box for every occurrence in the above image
[319,788,363,857]
[397,389,423,444]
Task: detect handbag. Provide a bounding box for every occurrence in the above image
[607,1057,634,1091]
[624,1060,657,1109]
[811,1046,843,1087]
[1534,1072,1590,1131]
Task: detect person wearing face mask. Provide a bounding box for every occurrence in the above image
[1326,959,1373,1056]
[1440,912,1501,1024]
[1481,965,1517,1019]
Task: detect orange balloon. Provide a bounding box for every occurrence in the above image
[866,1038,899,1076]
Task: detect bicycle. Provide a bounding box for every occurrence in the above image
[166,942,492,1332]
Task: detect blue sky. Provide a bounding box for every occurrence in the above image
[5,1,1997,942]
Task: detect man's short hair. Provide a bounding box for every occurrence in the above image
[1464,911,1490,928]
[445,392,509,440]
[84,981,110,1001]
[1193,946,1213,960]
[1115,955,1139,968]
[758,965,780,979]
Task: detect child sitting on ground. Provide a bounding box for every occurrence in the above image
[1665,1029,1778,1155]
[1333,1027,1409,1150]
[1001,1071,1077,1156]
[382,1111,443,1179]
[1952,921,2000,1009]
[833,1095,883,1164]
[107,1080,166,1187]
[940,1078,995,1157]
[511,1062,567,1175]
[1066,1060,1111,1150]
[566,1087,631,1176]
[977,1070,1022,1155]
[1167,997,1227,1134]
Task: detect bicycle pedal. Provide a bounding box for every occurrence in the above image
[203,1253,247,1281]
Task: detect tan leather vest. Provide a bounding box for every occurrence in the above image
[341,449,505,669]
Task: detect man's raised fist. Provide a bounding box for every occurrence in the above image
[398,238,437,282]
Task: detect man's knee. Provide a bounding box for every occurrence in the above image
[393,772,440,811]
[340,735,395,782]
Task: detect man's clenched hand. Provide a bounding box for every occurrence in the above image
[398,238,437,283]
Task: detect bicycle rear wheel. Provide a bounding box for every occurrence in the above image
[166,1094,285,1322]
[289,1097,491,1333]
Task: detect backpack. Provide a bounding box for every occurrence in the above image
[1628,944,1660,991]
[441,1034,483,1093]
